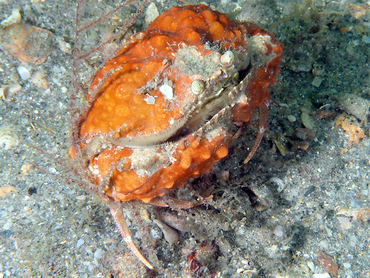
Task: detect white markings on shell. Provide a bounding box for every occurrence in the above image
[144,94,155,105]
[0,127,19,150]
[159,84,173,100]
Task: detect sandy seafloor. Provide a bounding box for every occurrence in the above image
[1,0,370,277]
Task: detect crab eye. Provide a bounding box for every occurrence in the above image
[220,50,234,67]
[191,80,205,95]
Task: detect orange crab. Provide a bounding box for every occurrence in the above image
[70,4,283,271]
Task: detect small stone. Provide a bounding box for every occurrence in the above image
[316,251,338,278]
[56,36,71,53]
[287,115,296,122]
[150,227,163,240]
[9,71,20,82]
[2,221,11,229]
[311,76,323,87]
[76,239,84,248]
[307,261,315,272]
[319,240,329,249]
[270,245,278,253]
[343,262,351,269]
[21,163,33,175]
[94,248,104,260]
[273,225,284,237]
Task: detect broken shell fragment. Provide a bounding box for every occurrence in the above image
[0,23,53,65]
[31,70,49,89]
[0,9,21,27]
[17,65,31,80]
[0,127,19,150]
[0,84,22,100]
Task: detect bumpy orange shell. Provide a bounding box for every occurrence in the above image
[71,4,283,203]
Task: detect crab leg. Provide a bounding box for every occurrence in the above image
[109,203,157,272]
[241,102,268,166]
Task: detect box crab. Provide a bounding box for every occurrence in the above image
[70,4,283,272]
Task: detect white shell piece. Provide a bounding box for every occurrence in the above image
[159,84,173,100]
[1,9,21,27]
[0,127,19,150]
[144,95,156,105]
[17,65,31,80]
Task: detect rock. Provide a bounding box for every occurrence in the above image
[337,93,370,122]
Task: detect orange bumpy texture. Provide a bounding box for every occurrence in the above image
[73,4,283,203]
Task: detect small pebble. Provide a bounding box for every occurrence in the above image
[343,262,351,269]
[337,216,353,230]
[319,240,329,249]
[287,115,296,122]
[311,76,323,87]
[273,225,284,237]
[270,245,278,253]
[94,248,104,260]
[307,261,315,272]
[150,227,163,240]
[76,239,84,248]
